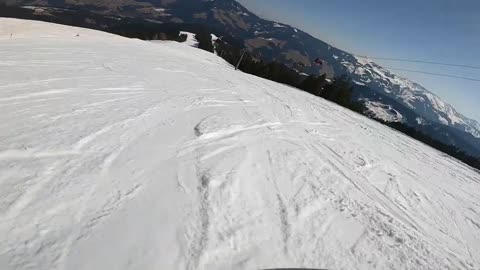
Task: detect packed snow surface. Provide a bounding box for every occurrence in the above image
[1,19,480,270]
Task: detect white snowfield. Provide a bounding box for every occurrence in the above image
[1,19,480,270]
[179,31,199,48]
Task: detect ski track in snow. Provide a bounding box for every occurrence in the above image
[0,19,480,270]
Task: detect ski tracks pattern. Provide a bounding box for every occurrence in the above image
[1,20,480,270]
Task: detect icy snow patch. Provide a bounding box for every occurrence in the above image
[259,37,276,41]
[211,34,219,54]
[353,80,366,86]
[438,115,449,125]
[365,101,404,122]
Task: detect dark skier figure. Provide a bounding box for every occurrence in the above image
[313,58,324,67]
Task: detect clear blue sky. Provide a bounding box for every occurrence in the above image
[238,0,480,121]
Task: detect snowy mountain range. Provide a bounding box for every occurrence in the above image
[4,0,480,154]
[345,55,480,137]
[339,54,480,156]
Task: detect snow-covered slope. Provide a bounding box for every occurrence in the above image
[180,31,199,47]
[1,19,480,270]
[10,0,480,150]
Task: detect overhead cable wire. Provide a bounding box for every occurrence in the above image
[382,67,480,82]
[354,55,480,70]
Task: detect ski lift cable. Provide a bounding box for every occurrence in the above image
[383,67,480,82]
[355,54,480,70]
